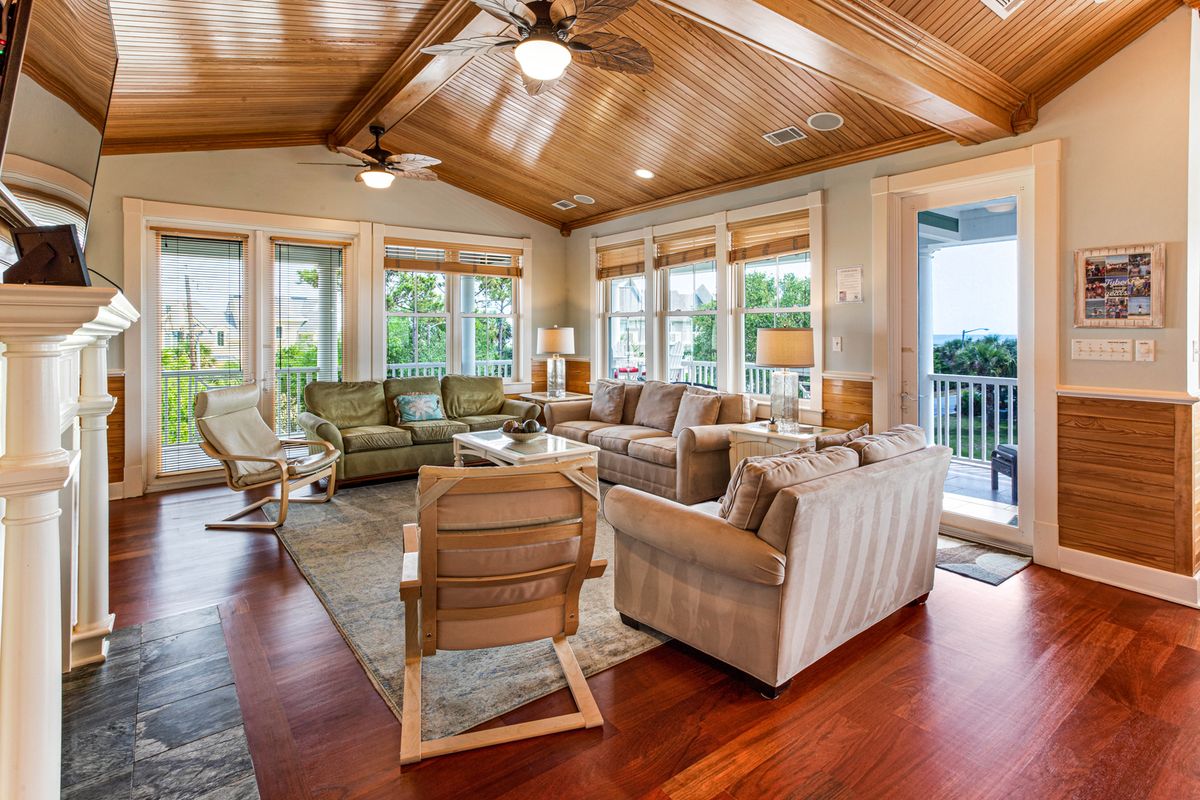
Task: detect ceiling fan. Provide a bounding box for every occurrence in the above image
[300,125,441,189]
[421,0,653,96]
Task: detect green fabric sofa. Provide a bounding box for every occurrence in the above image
[298,375,538,481]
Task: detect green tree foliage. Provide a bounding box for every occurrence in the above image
[933,335,1016,377]
[384,272,513,372]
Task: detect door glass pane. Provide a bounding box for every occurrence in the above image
[157,234,246,475]
[607,316,645,381]
[273,243,344,435]
[386,316,447,377]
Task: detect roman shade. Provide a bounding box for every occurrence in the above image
[595,240,644,281]
[729,211,810,263]
[384,237,523,278]
[654,227,717,269]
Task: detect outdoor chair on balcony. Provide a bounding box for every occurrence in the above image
[990,443,1017,505]
[194,383,340,530]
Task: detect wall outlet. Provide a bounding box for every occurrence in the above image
[832,336,843,352]
[1135,340,1155,362]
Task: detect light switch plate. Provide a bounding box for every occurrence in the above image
[1135,340,1155,362]
[1071,338,1132,361]
[832,336,843,352]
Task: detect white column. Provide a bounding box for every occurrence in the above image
[0,335,74,800]
[72,340,116,667]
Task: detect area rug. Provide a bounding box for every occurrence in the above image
[266,481,666,740]
[936,534,1031,586]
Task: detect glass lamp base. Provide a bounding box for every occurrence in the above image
[770,369,800,431]
[547,355,566,398]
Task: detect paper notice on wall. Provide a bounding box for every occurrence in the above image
[836,266,863,304]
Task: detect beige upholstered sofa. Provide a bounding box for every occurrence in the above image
[544,380,755,505]
[605,426,951,695]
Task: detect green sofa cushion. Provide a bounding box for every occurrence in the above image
[400,419,470,444]
[340,425,414,454]
[456,414,519,432]
[384,376,443,425]
[304,381,387,428]
[441,375,505,418]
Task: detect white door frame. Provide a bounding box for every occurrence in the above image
[870,141,1061,566]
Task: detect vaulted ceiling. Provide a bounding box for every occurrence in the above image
[102,0,1184,231]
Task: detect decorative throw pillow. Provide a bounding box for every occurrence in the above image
[815,422,870,450]
[719,447,859,531]
[672,392,721,436]
[396,393,445,423]
[632,380,687,432]
[684,385,754,424]
[589,380,626,424]
[846,424,926,465]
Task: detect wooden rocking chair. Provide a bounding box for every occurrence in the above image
[194,383,340,530]
[399,458,606,766]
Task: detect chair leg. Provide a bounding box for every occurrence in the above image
[400,591,423,766]
[205,496,283,531]
[906,592,931,607]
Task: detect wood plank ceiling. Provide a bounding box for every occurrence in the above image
[100,0,1184,231]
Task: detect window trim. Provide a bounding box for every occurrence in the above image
[600,272,648,382]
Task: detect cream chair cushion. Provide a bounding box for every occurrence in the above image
[719,446,859,532]
[194,383,285,482]
[847,424,926,464]
[815,423,870,450]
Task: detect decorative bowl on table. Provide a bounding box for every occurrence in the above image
[499,421,546,442]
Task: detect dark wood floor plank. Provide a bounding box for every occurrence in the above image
[107,484,1200,800]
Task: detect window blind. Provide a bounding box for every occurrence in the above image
[156,232,248,476]
[729,210,811,263]
[12,189,88,241]
[654,227,717,269]
[273,241,345,435]
[383,237,522,278]
[595,240,644,281]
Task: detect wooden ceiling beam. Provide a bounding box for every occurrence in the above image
[652,0,1034,144]
[330,1,508,151]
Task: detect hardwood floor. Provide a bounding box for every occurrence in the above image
[109,483,1200,799]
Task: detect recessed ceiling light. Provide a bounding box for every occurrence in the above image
[806,112,844,132]
[573,194,596,205]
[634,168,655,179]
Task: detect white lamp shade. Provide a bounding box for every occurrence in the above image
[755,327,815,368]
[537,326,575,355]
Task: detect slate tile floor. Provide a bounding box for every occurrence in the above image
[61,606,260,799]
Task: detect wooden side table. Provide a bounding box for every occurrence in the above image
[726,422,845,471]
[519,391,592,424]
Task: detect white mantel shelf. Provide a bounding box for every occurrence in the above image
[0,284,139,799]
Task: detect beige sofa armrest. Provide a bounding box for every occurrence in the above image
[544,399,593,431]
[676,423,737,454]
[605,485,785,586]
[298,411,344,454]
[501,398,539,422]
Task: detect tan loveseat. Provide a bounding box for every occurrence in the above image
[605,426,951,695]
[544,380,755,505]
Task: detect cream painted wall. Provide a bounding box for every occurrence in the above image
[564,8,1192,392]
[85,145,569,367]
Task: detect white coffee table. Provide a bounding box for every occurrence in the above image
[452,429,599,468]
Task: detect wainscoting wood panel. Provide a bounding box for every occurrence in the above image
[1057,395,1196,575]
[108,372,126,485]
[531,359,591,395]
[823,378,873,432]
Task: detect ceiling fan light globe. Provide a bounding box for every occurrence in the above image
[358,166,395,189]
[514,38,571,81]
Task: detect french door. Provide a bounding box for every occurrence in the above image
[150,231,346,482]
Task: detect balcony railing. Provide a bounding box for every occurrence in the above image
[928,373,1018,463]
[672,360,812,397]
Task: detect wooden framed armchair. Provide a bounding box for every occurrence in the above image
[194,383,340,530]
[399,458,606,766]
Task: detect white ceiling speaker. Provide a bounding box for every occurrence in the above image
[573,194,596,205]
[806,112,845,132]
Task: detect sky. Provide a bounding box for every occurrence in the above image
[930,240,1018,339]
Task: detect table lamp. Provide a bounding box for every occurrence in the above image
[537,325,575,398]
[755,327,815,431]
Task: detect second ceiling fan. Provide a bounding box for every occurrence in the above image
[422,0,654,96]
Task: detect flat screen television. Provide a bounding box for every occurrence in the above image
[0,0,117,267]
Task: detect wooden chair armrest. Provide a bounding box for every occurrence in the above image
[400,523,421,598]
[403,523,419,552]
[586,559,607,579]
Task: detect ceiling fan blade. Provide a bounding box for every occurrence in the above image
[394,168,439,182]
[474,0,537,30]
[570,32,653,75]
[298,162,363,167]
[521,70,562,97]
[421,36,519,58]
[552,0,638,33]
[387,153,442,169]
[335,145,376,163]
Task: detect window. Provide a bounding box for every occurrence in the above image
[383,238,522,379]
[273,241,345,434]
[155,232,247,475]
[738,252,813,396]
[655,227,717,387]
[596,240,646,381]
